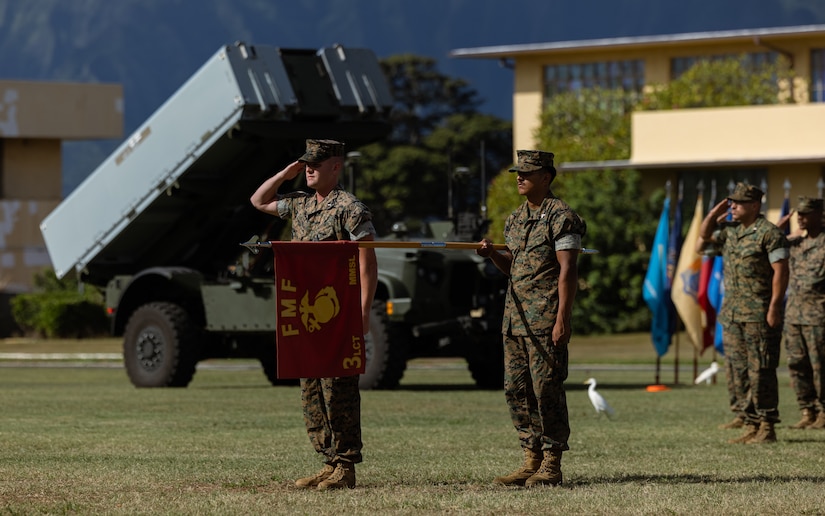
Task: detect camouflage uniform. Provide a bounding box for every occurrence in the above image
[502,190,586,453]
[784,198,825,418]
[275,141,376,466]
[714,214,789,424]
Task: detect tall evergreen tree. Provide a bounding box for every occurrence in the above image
[351,55,511,235]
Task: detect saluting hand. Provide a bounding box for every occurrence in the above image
[281,160,306,181]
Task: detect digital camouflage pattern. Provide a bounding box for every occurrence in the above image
[784,324,825,413]
[713,214,788,425]
[796,196,824,214]
[277,185,375,465]
[504,335,570,452]
[298,139,345,163]
[502,193,586,336]
[784,231,825,414]
[278,187,375,242]
[713,215,789,324]
[785,231,825,325]
[726,183,764,203]
[722,320,781,423]
[501,191,585,453]
[300,377,362,464]
[509,149,556,173]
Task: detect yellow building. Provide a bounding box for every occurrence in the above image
[0,80,122,335]
[452,24,825,223]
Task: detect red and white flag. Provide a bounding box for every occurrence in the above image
[272,241,365,379]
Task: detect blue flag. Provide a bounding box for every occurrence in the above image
[644,197,672,356]
[666,196,683,334]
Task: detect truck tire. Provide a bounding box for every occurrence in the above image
[123,302,199,387]
[359,300,408,390]
[259,354,299,386]
[465,335,504,390]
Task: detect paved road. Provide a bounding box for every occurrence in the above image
[0,352,730,373]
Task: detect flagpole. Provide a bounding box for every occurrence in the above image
[240,238,600,254]
[655,355,661,385]
[712,348,718,385]
[693,346,698,383]
[690,180,704,385]
[674,323,680,385]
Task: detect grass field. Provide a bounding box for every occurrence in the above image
[1,334,823,515]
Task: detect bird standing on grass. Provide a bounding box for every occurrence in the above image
[584,378,615,419]
[694,361,720,385]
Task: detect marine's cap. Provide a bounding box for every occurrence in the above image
[509,150,555,174]
[298,139,345,163]
[727,183,763,203]
[796,196,824,214]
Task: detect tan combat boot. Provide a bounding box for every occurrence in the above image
[317,462,356,490]
[727,422,758,444]
[789,409,816,429]
[295,463,335,489]
[525,450,563,487]
[807,411,825,430]
[493,448,542,486]
[745,421,777,444]
[718,416,745,430]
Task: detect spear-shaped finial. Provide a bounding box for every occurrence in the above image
[708,179,717,209]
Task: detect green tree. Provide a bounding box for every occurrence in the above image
[484,56,790,334]
[536,87,651,334]
[380,54,482,146]
[639,55,793,110]
[353,55,512,235]
[555,169,661,333]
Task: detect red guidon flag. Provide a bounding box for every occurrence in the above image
[271,241,364,379]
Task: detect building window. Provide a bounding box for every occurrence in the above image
[811,48,825,102]
[670,52,778,80]
[543,59,645,100]
[671,169,768,221]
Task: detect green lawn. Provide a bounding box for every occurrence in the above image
[0,339,822,515]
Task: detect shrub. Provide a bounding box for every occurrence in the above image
[10,269,109,338]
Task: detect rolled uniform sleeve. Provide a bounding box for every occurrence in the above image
[555,233,581,251]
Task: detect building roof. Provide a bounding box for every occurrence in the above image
[559,155,825,173]
[450,24,825,59]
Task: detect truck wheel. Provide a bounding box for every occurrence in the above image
[259,353,299,386]
[123,302,199,387]
[359,300,408,390]
[465,335,504,390]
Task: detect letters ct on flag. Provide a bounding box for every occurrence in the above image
[272,241,364,379]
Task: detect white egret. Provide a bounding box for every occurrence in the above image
[584,378,615,419]
[694,361,720,385]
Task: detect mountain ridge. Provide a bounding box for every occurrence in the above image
[1,0,824,192]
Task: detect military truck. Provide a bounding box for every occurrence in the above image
[365,230,507,390]
[40,41,507,390]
